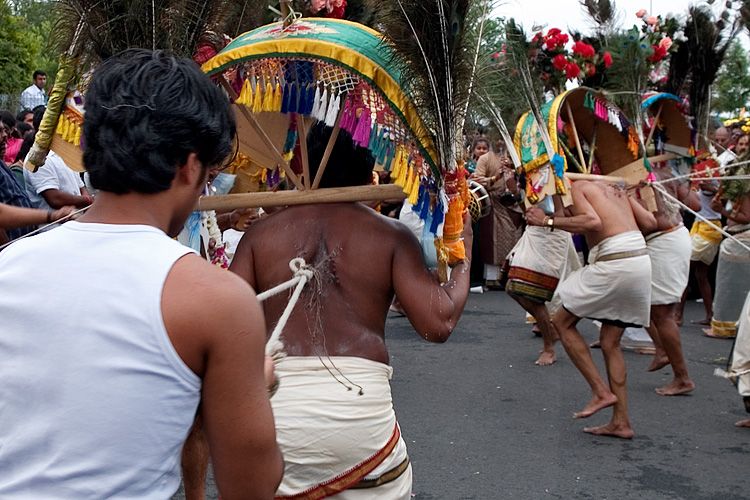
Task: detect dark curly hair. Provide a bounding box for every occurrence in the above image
[83,49,236,194]
[307,123,374,188]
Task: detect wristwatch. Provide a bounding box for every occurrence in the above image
[546,216,554,229]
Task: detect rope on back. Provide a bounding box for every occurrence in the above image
[257,257,315,357]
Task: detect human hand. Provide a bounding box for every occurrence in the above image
[710,195,724,213]
[525,207,546,226]
[264,355,279,397]
[82,193,94,206]
[50,205,75,222]
[229,208,258,231]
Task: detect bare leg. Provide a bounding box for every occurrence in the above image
[510,293,557,366]
[583,324,634,439]
[692,261,713,325]
[645,316,669,372]
[182,414,209,500]
[553,308,617,417]
[736,419,750,428]
[651,304,695,395]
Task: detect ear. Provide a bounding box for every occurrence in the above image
[175,152,206,188]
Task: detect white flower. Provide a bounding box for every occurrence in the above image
[673,30,687,42]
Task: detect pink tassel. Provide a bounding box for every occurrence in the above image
[647,172,657,183]
[353,109,372,147]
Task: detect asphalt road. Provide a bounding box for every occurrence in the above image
[176,292,749,499]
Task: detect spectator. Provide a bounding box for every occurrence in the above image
[0,119,35,241]
[16,109,33,128]
[23,107,93,210]
[1,111,24,165]
[0,49,282,498]
[19,70,48,111]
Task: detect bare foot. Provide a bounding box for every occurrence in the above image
[535,350,556,366]
[583,422,634,439]
[703,327,734,339]
[735,418,750,428]
[647,354,670,372]
[655,379,695,396]
[531,325,542,337]
[691,318,711,326]
[573,393,617,419]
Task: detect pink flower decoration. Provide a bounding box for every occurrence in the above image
[635,9,647,18]
[646,16,658,26]
[659,37,673,50]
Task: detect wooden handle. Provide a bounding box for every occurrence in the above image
[198,184,406,211]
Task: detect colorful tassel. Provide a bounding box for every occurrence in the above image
[310,85,322,119]
[314,88,328,122]
[251,83,263,113]
[403,166,415,194]
[304,84,316,116]
[261,82,273,112]
[272,83,283,112]
[408,174,420,205]
[237,78,252,105]
[352,109,372,147]
[281,83,291,114]
[325,93,341,127]
[73,123,81,146]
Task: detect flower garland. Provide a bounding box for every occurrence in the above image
[203,210,230,269]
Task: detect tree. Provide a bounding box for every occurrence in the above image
[713,40,750,115]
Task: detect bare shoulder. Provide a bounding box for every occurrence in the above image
[164,254,263,339]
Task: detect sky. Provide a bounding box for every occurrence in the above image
[496,0,707,33]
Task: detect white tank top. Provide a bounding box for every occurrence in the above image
[0,222,200,499]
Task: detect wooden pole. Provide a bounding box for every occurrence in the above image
[198,184,406,211]
[565,102,588,172]
[645,103,663,152]
[297,116,311,189]
[311,98,346,189]
[564,172,629,185]
[220,78,305,190]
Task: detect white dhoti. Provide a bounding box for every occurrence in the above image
[557,231,652,327]
[690,220,723,265]
[506,226,580,305]
[646,225,691,305]
[732,292,750,400]
[711,225,750,337]
[271,356,411,500]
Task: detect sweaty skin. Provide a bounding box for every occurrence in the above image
[230,202,474,364]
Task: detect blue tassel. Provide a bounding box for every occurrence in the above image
[418,187,430,219]
[283,127,298,154]
[281,83,291,114]
[305,85,316,115]
[551,153,565,179]
[289,83,299,114]
[296,84,307,115]
[430,200,444,234]
[368,124,380,153]
[383,142,395,171]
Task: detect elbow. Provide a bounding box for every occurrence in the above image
[585,218,603,233]
[420,321,455,343]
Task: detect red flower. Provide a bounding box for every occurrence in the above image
[546,28,562,37]
[603,51,613,68]
[565,61,581,79]
[572,41,596,58]
[552,54,568,71]
[555,33,569,46]
[491,52,501,60]
[585,63,596,77]
[648,44,667,62]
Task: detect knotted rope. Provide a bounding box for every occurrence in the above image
[257,257,315,357]
[714,367,750,381]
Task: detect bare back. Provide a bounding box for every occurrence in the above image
[231,203,438,364]
[570,181,641,246]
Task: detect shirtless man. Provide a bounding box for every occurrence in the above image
[643,164,700,395]
[230,123,473,498]
[526,180,656,439]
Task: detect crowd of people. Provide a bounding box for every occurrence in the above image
[0,52,749,500]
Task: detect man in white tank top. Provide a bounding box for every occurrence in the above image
[0,50,282,499]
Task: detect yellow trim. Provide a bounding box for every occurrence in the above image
[202,38,437,168]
